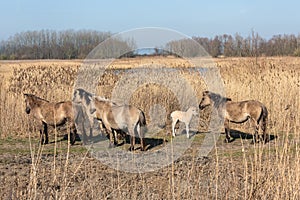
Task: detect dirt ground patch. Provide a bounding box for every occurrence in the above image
[0,131,281,200]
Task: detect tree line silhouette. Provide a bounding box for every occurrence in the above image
[0,29,300,59]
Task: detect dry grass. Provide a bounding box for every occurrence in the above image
[0,56,299,199]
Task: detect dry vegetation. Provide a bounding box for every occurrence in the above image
[0,57,299,199]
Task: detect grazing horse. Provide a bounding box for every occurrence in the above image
[24,94,77,145]
[199,91,268,143]
[171,107,198,138]
[91,96,147,151]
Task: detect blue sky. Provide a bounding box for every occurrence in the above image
[1,0,299,40]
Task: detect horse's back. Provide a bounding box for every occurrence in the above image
[53,101,74,119]
[245,100,268,118]
[170,110,179,119]
[226,100,266,121]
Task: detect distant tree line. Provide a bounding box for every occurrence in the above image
[0,30,134,59]
[1,30,300,59]
[192,32,300,57]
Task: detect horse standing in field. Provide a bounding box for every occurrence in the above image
[24,94,77,145]
[171,107,198,138]
[73,88,124,145]
[72,88,103,143]
[91,96,147,151]
[199,91,268,143]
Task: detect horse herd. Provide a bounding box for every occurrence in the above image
[24,89,269,151]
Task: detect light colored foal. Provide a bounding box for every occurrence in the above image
[171,107,198,138]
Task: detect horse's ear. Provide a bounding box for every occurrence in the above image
[203,91,210,95]
[90,108,96,114]
[90,96,96,101]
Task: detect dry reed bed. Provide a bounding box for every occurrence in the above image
[0,57,299,199]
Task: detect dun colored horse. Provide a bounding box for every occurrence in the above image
[171,107,198,138]
[73,88,124,145]
[24,94,77,145]
[199,91,268,143]
[91,96,147,151]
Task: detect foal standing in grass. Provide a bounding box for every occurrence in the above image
[171,107,198,138]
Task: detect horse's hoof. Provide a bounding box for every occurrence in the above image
[41,140,48,145]
[129,147,134,151]
[224,138,233,143]
[250,139,258,144]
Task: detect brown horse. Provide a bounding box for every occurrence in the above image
[199,91,268,143]
[24,94,77,145]
[91,96,146,151]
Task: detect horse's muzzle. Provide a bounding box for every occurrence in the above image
[25,107,31,114]
[199,105,206,110]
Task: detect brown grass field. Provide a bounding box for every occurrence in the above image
[0,56,299,199]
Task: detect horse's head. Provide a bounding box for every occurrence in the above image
[72,89,83,103]
[73,88,94,105]
[199,91,211,110]
[188,106,199,116]
[24,93,33,114]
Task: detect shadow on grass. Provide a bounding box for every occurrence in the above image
[56,133,166,151]
[226,129,277,143]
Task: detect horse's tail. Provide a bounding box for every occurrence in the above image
[261,104,268,141]
[138,111,147,144]
[139,111,147,127]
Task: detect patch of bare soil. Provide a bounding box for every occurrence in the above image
[0,131,278,200]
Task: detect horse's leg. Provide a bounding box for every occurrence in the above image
[249,117,260,143]
[259,117,268,143]
[39,125,45,145]
[112,129,118,146]
[88,116,94,140]
[128,127,136,151]
[140,137,145,151]
[185,122,190,139]
[137,124,145,151]
[224,119,231,143]
[172,119,178,137]
[129,134,135,151]
[42,122,49,144]
[70,123,77,145]
[108,127,116,148]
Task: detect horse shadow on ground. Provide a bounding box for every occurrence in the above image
[178,129,277,144]
[53,129,277,148]
[114,135,166,151]
[56,133,165,151]
[50,133,83,145]
[225,129,277,143]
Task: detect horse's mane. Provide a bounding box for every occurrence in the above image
[95,96,110,102]
[94,96,118,106]
[75,88,94,104]
[24,93,49,103]
[207,91,231,108]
